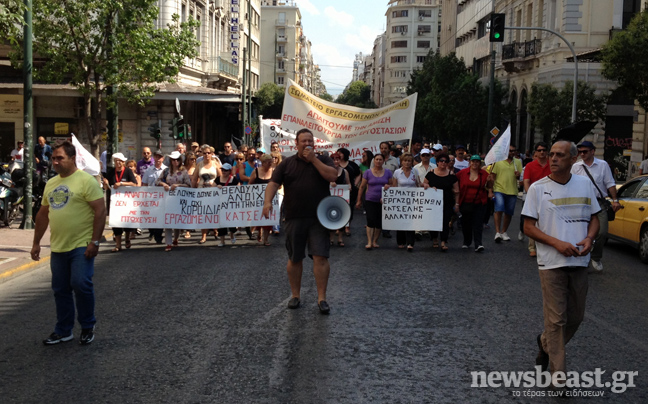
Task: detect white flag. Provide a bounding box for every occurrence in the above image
[71,134,101,176]
[484,125,511,166]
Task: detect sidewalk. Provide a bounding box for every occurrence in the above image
[0,225,111,283]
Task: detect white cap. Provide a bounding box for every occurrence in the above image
[432,144,443,151]
[112,152,127,162]
[168,151,182,160]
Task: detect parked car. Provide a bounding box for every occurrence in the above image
[607,175,648,263]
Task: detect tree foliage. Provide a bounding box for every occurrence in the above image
[9,0,200,156]
[255,82,285,118]
[602,9,648,110]
[318,93,334,102]
[336,81,377,108]
[527,81,608,141]
[0,0,25,45]
[407,52,507,146]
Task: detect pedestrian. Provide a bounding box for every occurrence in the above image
[453,145,469,172]
[456,155,489,252]
[31,141,106,345]
[639,154,648,175]
[521,142,551,256]
[237,147,258,185]
[262,128,338,314]
[10,141,24,162]
[136,147,154,176]
[356,154,393,250]
[219,141,236,166]
[336,147,360,237]
[488,145,522,242]
[125,160,142,187]
[570,141,621,271]
[390,153,420,252]
[359,150,373,174]
[142,149,167,244]
[34,136,53,173]
[522,140,600,389]
[214,163,239,246]
[156,151,192,252]
[249,154,275,246]
[329,152,350,247]
[192,145,220,244]
[103,153,137,252]
[423,152,459,252]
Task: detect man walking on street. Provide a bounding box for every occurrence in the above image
[136,147,154,176]
[571,141,620,272]
[522,140,600,388]
[488,145,522,242]
[263,128,337,314]
[522,142,551,256]
[31,141,106,346]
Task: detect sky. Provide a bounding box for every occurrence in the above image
[295,0,387,96]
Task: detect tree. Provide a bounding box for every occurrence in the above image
[255,82,285,118]
[407,51,507,146]
[602,9,648,111]
[0,0,25,45]
[336,81,377,108]
[319,93,334,102]
[528,81,608,141]
[9,0,200,156]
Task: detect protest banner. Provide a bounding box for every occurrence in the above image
[279,79,417,146]
[381,187,443,231]
[330,184,350,203]
[108,187,167,228]
[260,118,384,162]
[108,185,282,229]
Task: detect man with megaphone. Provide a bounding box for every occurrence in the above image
[263,128,338,314]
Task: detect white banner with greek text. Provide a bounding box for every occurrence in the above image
[381,187,443,231]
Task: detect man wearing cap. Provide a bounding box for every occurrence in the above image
[10,141,24,162]
[414,148,436,183]
[430,144,443,165]
[570,141,620,272]
[103,152,137,251]
[453,145,469,172]
[136,147,155,176]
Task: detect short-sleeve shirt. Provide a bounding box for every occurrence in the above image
[363,169,393,202]
[521,174,601,270]
[456,168,489,205]
[392,168,419,188]
[42,170,104,253]
[425,171,458,209]
[490,158,522,195]
[571,158,616,198]
[453,159,470,172]
[142,164,167,186]
[136,158,154,176]
[271,154,335,220]
[640,159,648,174]
[523,160,551,187]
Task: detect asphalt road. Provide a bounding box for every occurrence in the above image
[1,211,647,403]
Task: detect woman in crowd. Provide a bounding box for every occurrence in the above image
[214,163,239,246]
[329,152,350,247]
[126,159,142,186]
[157,151,192,252]
[181,151,197,240]
[424,152,459,252]
[337,148,360,237]
[103,153,137,252]
[359,150,374,174]
[269,151,283,235]
[192,144,221,244]
[271,151,282,168]
[249,154,275,246]
[356,153,392,250]
[389,153,420,252]
[456,155,490,252]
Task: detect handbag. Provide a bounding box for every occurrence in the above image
[581,166,615,221]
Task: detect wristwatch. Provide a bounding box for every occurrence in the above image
[91,240,100,247]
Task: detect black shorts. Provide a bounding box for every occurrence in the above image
[284,217,330,262]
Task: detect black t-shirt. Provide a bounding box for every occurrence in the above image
[106,167,136,186]
[219,153,236,166]
[343,160,361,188]
[215,175,240,187]
[425,171,458,210]
[271,154,335,220]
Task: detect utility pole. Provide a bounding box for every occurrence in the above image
[247,0,252,144]
[22,0,33,229]
[106,11,119,166]
[242,47,247,145]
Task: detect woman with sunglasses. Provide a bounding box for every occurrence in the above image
[424,152,459,252]
[214,163,240,246]
[249,154,276,246]
[103,153,138,252]
[356,153,392,250]
[389,152,420,252]
[192,145,221,244]
[157,151,192,251]
[456,155,489,252]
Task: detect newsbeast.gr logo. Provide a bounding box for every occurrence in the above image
[471,366,638,397]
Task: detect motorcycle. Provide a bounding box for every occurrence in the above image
[0,163,25,227]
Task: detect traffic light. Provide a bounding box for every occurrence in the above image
[168,117,178,139]
[186,125,192,140]
[148,123,161,140]
[489,13,505,42]
[176,117,185,139]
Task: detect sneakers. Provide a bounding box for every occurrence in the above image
[79,327,95,345]
[461,245,469,249]
[518,231,524,241]
[591,260,603,272]
[501,232,511,241]
[494,233,503,243]
[475,245,484,252]
[43,332,74,345]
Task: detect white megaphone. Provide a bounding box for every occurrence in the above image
[317,196,352,230]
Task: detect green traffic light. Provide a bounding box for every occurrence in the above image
[494,33,500,39]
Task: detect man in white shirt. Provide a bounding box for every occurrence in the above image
[10,141,24,162]
[522,140,600,388]
[453,145,470,172]
[639,155,648,175]
[570,141,620,272]
[141,150,167,243]
[372,141,399,173]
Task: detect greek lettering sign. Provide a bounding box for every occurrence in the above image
[381,187,443,231]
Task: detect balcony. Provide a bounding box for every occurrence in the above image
[276,51,286,58]
[275,19,288,26]
[277,36,287,42]
[502,39,541,60]
[206,56,240,89]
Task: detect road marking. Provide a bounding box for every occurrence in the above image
[0,256,50,282]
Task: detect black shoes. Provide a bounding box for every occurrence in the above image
[43,332,74,345]
[80,327,95,345]
[318,300,330,314]
[536,334,549,371]
[287,297,301,309]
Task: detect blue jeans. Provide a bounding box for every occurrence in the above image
[493,192,517,216]
[50,247,96,335]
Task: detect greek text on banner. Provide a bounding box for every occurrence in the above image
[381,187,443,231]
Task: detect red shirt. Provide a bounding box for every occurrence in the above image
[456,168,489,205]
[523,160,551,186]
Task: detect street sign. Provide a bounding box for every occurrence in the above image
[245,126,252,135]
[490,127,500,137]
[175,97,181,115]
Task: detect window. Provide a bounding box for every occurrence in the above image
[391,70,408,78]
[392,10,408,18]
[392,25,408,33]
[278,12,286,23]
[418,25,431,33]
[419,10,432,18]
[416,56,426,63]
[620,179,643,198]
[391,56,407,63]
[277,76,285,85]
[392,40,407,48]
[278,60,285,70]
[417,41,430,48]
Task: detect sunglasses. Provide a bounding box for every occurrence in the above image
[578,149,590,154]
[236,157,244,160]
[536,148,547,152]
[437,159,449,163]
[421,154,430,157]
